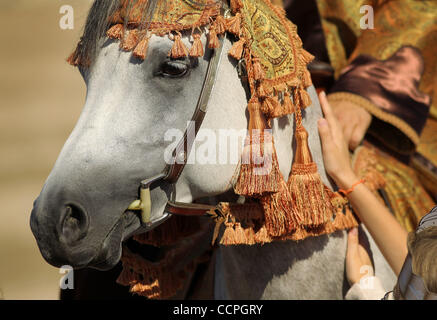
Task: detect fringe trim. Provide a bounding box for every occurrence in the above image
[117,246,197,299]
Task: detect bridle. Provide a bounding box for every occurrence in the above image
[127,13,230,231]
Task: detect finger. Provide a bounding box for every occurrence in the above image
[318,91,335,123]
[319,92,344,141]
[346,227,359,256]
[318,118,336,153]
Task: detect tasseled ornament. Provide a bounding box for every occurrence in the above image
[107,23,124,40]
[261,95,281,119]
[260,179,302,237]
[301,49,315,64]
[257,82,269,98]
[234,97,282,197]
[226,13,241,36]
[254,225,271,244]
[208,26,220,49]
[297,86,312,108]
[189,34,204,58]
[121,29,139,51]
[170,33,188,58]
[213,15,226,35]
[282,90,295,115]
[230,0,243,13]
[228,37,245,60]
[302,69,313,88]
[220,222,237,245]
[252,58,265,81]
[287,100,333,227]
[233,223,248,244]
[133,36,149,60]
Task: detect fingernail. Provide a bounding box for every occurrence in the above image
[349,227,358,235]
[320,91,326,98]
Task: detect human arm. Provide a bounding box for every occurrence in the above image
[317,91,408,275]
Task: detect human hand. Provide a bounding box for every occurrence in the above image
[317,91,358,189]
[346,227,374,286]
[328,98,371,151]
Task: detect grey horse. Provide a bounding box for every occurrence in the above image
[30,0,396,299]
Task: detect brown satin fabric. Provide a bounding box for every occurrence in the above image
[330,46,431,139]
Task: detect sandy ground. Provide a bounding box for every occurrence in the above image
[0,1,93,299]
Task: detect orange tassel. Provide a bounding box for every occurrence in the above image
[287,99,334,227]
[301,49,315,64]
[208,26,220,49]
[220,223,236,245]
[257,82,269,98]
[189,34,204,58]
[170,33,188,58]
[121,29,139,51]
[133,37,149,60]
[282,91,295,115]
[226,13,241,36]
[214,15,226,35]
[298,86,312,108]
[233,223,248,244]
[234,97,282,197]
[107,23,124,40]
[254,225,271,244]
[228,38,245,60]
[261,95,281,119]
[252,58,265,81]
[302,69,313,88]
[260,180,302,237]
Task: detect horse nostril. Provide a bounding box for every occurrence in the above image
[60,204,89,244]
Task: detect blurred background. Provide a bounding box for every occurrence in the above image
[0,0,92,299]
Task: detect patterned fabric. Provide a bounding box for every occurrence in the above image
[316,0,437,119]
[240,0,308,87]
[110,0,220,35]
[313,0,437,217]
[372,146,435,232]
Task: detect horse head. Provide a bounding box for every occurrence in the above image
[30,0,247,270]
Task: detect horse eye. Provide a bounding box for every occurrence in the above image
[157,60,189,78]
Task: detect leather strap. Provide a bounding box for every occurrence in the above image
[163,38,225,184]
[165,201,223,217]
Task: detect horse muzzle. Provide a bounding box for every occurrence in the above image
[29,192,139,270]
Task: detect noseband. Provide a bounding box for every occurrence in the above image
[127,27,229,230]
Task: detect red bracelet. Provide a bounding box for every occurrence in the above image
[338,179,365,196]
